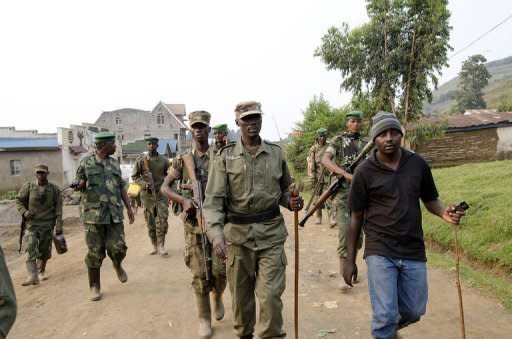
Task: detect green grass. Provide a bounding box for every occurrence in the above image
[0,191,17,200]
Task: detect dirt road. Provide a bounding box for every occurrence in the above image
[2,207,511,338]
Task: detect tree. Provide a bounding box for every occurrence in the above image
[314,0,452,134]
[454,54,491,112]
[286,95,348,173]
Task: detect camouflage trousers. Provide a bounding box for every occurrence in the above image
[142,195,169,240]
[184,229,226,296]
[335,197,362,259]
[84,222,127,268]
[227,244,287,339]
[23,223,53,262]
[0,246,17,338]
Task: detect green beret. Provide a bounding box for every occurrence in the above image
[144,136,159,143]
[212,124,228,132]
[346,111,363,120]
[316,128,328,137]
[94,131,116,142]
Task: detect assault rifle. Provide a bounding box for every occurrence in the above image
[299,140,374,227]
[182,153,211,282]
[143,152,157,201]
[18,216,26,253]
[304,171,326,212]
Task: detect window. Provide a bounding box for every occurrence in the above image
[115,116,121,125]
[157,113,165,125]
[173,133,178,140]
[10,160,21,176]
[67,130,74,144]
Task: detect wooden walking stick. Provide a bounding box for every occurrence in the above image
[292,185,300,339]
[452,201,469,339]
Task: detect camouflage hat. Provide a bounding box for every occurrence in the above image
[188,110,211,127]
[346,111,363,120]
[316,128,328,137]
[34,163,49,174]
[212,124,228,133]
[94,131,116,142]
[144,136,159,143]
[234,101,263,119]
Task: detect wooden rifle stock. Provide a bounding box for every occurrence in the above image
[182,153,211,282]
[299,140,374,227]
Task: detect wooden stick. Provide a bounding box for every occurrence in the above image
[452,225,466,339]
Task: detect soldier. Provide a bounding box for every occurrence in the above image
[74,131,135,301]
[211,123,229,152]
[15,164,63,285]
[321,111,368,291]
[204,101,303,339]
[0,245,17,338]
[306,127,330,224]
[131,136,170,255]
[161,111,226,339]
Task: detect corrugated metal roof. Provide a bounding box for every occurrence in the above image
[423,109,512,130]
[0,137,59,149]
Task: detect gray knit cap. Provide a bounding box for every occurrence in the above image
[371,111,403,140]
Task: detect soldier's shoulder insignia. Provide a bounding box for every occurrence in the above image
[218,142,236,155]
[263,139,282,149]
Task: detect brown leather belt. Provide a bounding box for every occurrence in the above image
[227,206,280,224]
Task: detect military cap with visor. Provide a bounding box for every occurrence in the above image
[212,124,228,133]
[144,136,159,143]
[188,110,211,127]
[346,111,363,120]
[94,131,116,142]
[34,164,49,174]
[316,128,328,137]
[234,101,263,119]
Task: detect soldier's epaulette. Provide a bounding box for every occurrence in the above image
[263,139,282,150]
[217,142,236,155]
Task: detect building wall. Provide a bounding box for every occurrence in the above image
[416,128,500,167]
[0,150,63,193]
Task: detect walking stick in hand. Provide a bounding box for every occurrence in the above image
[292,185,300,339]
[452,201,469,339]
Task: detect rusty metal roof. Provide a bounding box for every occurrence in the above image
[424,109,512,131]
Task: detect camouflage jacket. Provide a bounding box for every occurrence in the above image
[15,180,63,231]
[307,142,328,184]
[75,153,126,224]
[325,133,368,196]
[131,152,169,203]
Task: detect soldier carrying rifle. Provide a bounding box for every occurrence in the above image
[161,110,226,339]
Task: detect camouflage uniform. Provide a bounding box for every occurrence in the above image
[205,137,293,338]
[326,133,368,258]
[0,245,17,338]
[307,130,330,223]
[15,180,63,262]
[131,152,170,243]
[75,153,127,268]
[168,149,226,296]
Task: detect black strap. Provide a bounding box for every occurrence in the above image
[227,206,281,224]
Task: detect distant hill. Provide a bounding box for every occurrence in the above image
[423,56,512,115]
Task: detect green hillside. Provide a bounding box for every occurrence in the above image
[423,56,512,114]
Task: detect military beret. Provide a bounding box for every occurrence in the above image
[346,111,363,120]
[212,124,228,132]
[144,136,159,143]
[34,163,49,174]
[316,128,328,137]
[94,131,116,142]
[189,110,211,127]
[234,101,263,119]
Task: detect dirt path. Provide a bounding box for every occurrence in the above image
[2,207,511,338]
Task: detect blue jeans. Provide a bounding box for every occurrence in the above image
[365,255,428,339]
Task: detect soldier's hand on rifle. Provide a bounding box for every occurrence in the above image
[213,235,228,262]
[182,198,197,216]
[74,179,86,191]
[23,210,34,220]
[289,194,304,211]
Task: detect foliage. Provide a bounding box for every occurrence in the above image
[423,160,512,273]
[406,118,447,150]
[286,95,348,173]
[0,191,17,200]
[314,0,452,130]
[454,54,491,112]
[497,102,512,112]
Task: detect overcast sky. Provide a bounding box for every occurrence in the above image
[1,0,511,141]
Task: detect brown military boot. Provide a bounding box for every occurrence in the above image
[149,238,158,255]
[113,261,128,283]
[157,237,168,256]
[21,260,40,286]
[211,290,225,321]
[88,267,101,301]
[338,258,351,292]
[196,293,212,339]
[37,259,49,281]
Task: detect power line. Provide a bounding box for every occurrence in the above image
[450,13,512,59]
